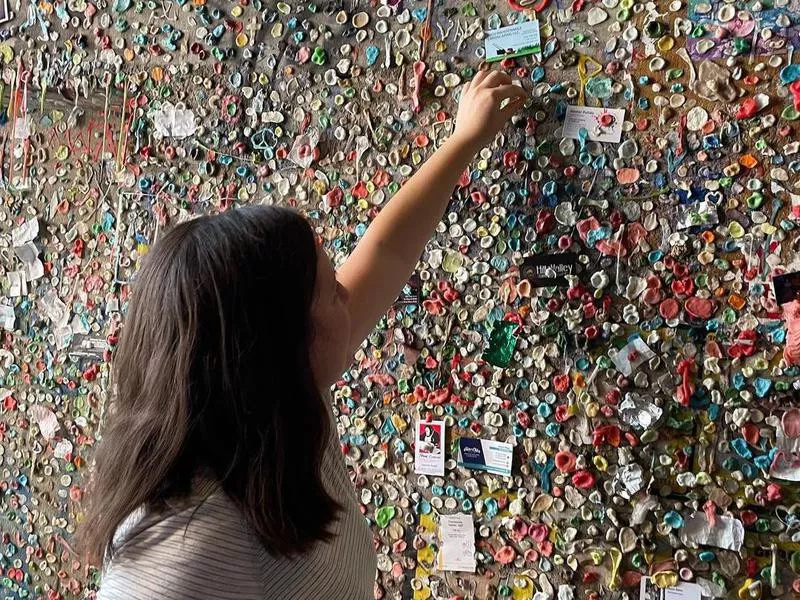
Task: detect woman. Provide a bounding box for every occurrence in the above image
[81,70,526,599]
[422,425,440,448]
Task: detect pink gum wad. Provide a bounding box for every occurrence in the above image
[783,300,800,366]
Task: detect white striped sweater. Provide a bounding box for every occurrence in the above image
[97,432,377,600]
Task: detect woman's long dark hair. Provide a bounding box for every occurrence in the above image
[79,205,341,563]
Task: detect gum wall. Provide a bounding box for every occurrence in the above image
[1,0,800,598]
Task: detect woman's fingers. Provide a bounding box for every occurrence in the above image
[501,95,527,117]
[470,69,490,88]
[490,84,528,104]
[483,71,512,88]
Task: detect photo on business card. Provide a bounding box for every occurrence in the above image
[417,422,442,454]
[641,577,662,600]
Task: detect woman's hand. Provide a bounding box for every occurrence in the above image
[452,69,528,150]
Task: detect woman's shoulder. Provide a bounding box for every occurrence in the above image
[113,485,256,554]
[100,490,267,599]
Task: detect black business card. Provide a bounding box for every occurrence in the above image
[773,272,800,305]
[520,253,578,287]
[396,273,421,305]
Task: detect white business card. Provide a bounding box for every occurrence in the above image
[414,420,445,476]
[485,20,541,62]
[563,105,626,144]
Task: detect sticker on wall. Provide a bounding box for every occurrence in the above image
[675,200,719,229]
[612,337,656,377]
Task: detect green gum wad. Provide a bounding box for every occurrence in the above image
[375,505,396,528]
[760,565,780,583]
[733,37,751,54]
[542,320,559,336]
[483,320,518,368]
[791,551,800,574]
[666,68,684,81]
[746,192,763,209]
[311,47,327,65]
[782,105,800,120]
[585,77,612,98]
[617,0,633,20]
